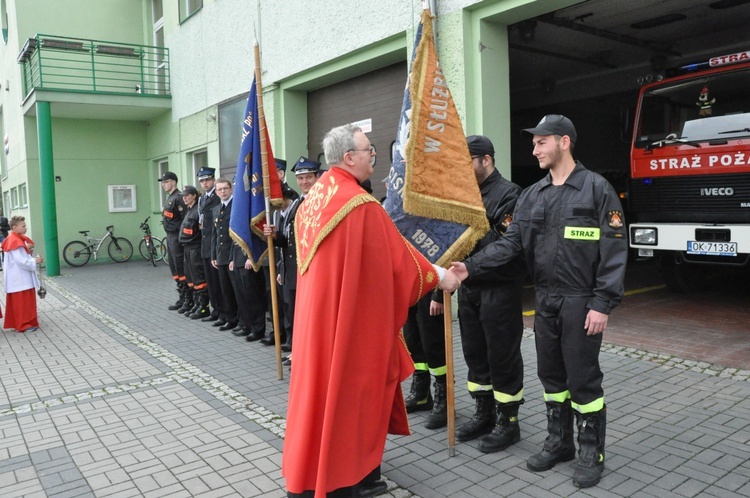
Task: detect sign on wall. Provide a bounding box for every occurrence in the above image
[108,185,137,212]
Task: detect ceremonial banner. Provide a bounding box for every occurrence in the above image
[383,9,488,266]
[230,76,283,271]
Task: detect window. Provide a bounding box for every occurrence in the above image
[218,95,247,177]
[108,185,137,212]
[0,109,6,177]
[190,149,208,185]
[152,0,167,95]
[158,158,169,206]
[19,183,27,207]
[10,186,17,208]
[1,0,7,45]
[179,0,202,22]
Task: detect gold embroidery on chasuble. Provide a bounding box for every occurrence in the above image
[295,173,377,275]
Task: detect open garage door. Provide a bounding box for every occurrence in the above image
[507,0,750,190]
[306,62,407,201]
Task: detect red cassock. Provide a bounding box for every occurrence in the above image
[283,167,439,496]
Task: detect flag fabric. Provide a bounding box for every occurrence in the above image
[383,9,488,266]
[229,76,283,271]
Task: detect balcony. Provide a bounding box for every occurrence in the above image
[17,34,171,121]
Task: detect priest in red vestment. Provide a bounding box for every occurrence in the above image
[282,124,461,497]
[2,216,43,332]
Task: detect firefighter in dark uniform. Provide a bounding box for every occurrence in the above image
[454,135,526,453]
[197,167,222,322]
[229,239,267,339]
[263,156,320,355]
[451,115,627,489]
[403,290,447,429]
[211,177,239,331]
[178,185,209,318]
[159,171,187,311]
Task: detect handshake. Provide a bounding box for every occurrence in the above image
[436,262,469,293]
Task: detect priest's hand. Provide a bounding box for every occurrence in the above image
[438,269,461,293]
[35,255,44,264]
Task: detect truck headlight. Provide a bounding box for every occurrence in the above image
[632,227,657,245]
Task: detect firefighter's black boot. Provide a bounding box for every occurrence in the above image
[456,395,494,442]
[573,407,606,488]
[184,293,200,316]
[478,402,522,453]
[527,400,576,472]
[177,289,194,314]
[168,283,185,311]
[189,290,210,319]
[404,371,432,414]
[424,377,447,430]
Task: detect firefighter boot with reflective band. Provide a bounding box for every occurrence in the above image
[168,284,186,311]
[424,379,447,430]
[478,402,521,453]
[189,290,210,319]
[456,395,495,442]
[527,400,576,472]
[573,408,606,488]
[404,371,432,414]
[177,289,194,314]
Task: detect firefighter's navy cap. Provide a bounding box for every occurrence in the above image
[182,185,199,196]
[197,167,216,180]
[275,159,287,171]
[158,171,178,182]
[466,135,495,158]
[292,156,321,175]
[522,114,577,143]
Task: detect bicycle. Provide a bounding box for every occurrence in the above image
[138,216,166,267]
[63,225,133,267]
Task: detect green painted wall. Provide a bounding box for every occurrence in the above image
[45,118,149,265]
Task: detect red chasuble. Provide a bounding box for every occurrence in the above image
[283,167,439,495]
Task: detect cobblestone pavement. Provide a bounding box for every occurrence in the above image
[1,261,749,497]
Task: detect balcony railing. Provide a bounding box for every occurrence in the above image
[17,34,171,98]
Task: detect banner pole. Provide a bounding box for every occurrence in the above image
[443,290,456,456]
[254,41,283,380]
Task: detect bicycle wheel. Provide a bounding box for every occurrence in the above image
[63,241,91,267]
[139,238,157,266]
[108,237,133,263]
[160,238,169,265]
[151,236,166,262]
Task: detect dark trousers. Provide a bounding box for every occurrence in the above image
[403,293,446,373]
[203,258,221,317]
[282,283,296,347]
[458,280,524,402]
[534,292,604,410]
[263,265,285,339]
[183,245,205,289]
[216,264,238,323]
[231,265,267,334]
[166,232,185,283]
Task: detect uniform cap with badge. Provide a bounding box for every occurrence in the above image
[292,156,321,175]
[276,159,288,172]
[522,114,578,143]
[158,171,178,182]
[197,167,216,180]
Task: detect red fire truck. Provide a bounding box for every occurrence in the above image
[628,50,750,292]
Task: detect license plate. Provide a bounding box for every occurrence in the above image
[687,241,737,256]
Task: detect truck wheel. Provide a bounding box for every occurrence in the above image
[661,254,704,293]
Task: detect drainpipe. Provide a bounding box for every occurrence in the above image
[36,101,60,277]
